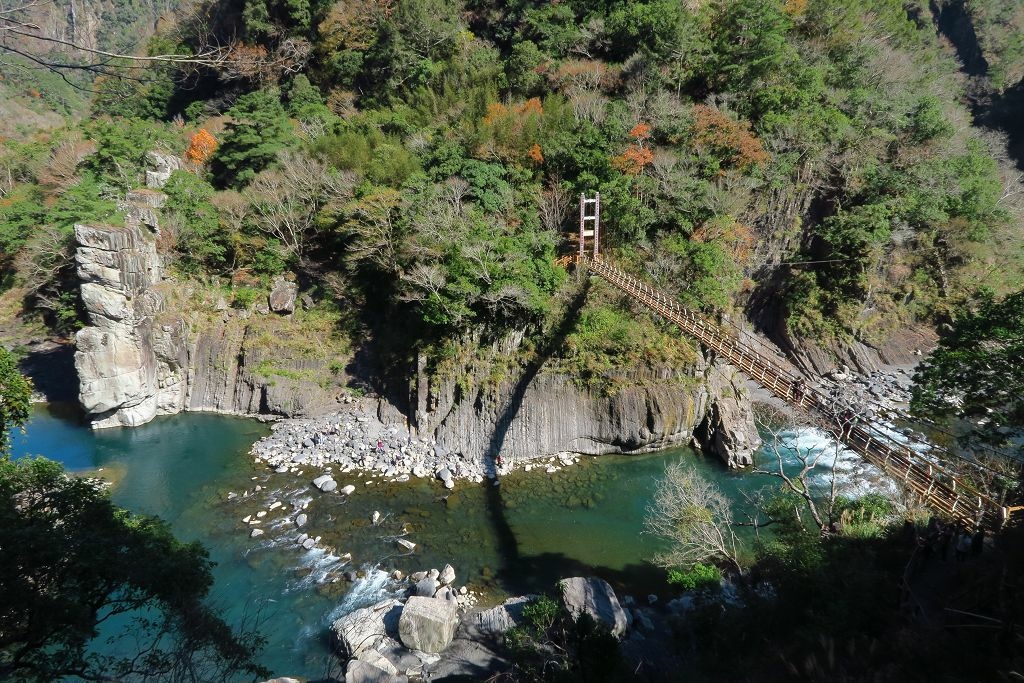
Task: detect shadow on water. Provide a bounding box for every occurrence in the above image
[484,277,592,573]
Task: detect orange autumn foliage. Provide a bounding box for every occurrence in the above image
[185,129,218,164]
[784,0,808,16]
[478,98,545,164]
[628,122,652,141]
[691,105,769,172]
[611,144,655,175]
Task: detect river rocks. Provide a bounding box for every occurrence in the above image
[250,528,264,538]
[332,598,403,658]
[439,564,455,586]
[313,474,336,491]
[302,538,316,550]
[341,484,356,495]
[398,596,458,654]
[397,539,416,551]
[269,278,299,314]
[295,513,308,527]
[414,577,439,597]
[435,468,455,490]
[354,650,399,676]
[475,596,532,636]
[345,659,404,683]
[559,577,629,638]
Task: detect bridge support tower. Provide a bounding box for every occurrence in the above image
[578,192,600,259]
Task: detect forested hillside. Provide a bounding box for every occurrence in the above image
[1,0,1023,391]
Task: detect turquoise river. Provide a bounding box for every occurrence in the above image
[9,404,875,678]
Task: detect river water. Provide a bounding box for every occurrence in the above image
[9,404,883,677]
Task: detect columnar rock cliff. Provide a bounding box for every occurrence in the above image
[73,222,187,427]
[412,334,759,468]
[73,220,346,428]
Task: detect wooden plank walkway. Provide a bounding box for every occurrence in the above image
[581,254,1010,529]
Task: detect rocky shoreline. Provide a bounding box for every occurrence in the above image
[250,399,585,487]
[323,572,677,682]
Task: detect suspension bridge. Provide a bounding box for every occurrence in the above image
[573,193,1015,530]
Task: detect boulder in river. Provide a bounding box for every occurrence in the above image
[295,513,308,527]
[332,598,403,658]
[439,564,455,586]
[341,484,356,495]
[435,468,454,489]
[398,596,458,653]
[559,576,628,638]
[397,538,416,551]
[415,577,439,597]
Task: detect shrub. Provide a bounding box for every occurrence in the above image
[522,594,561,632]
[667,562,723,591]
[232,287,261,309]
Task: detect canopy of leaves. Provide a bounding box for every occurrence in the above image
[0,456,268,682]
[0,349,32,455]
[911,289,1024,442]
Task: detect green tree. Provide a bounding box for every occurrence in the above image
[163,171,229,273]
[911,289,1024,441]
[211,89,295,189]
[0,456,269,681]
[0,349,32,455]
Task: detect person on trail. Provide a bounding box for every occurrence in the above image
[376,438,385,454]
[939,524,954,561]
[971,527,986,557]
[955,528,972,562]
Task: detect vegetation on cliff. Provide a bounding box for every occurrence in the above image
[1,0,1022,377]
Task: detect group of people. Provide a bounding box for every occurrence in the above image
[909,517,986,567]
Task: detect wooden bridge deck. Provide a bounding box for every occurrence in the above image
[580,254,1010,529]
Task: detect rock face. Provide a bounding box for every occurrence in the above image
[558,577,629,638]
[695,365,760,468]
[72,219,345,427]
[398,596,458,653]
[414,330,756,468]
[331,598,403,658]
[428,367,708,463]
[73,221,187,428]
[145,151,182,188]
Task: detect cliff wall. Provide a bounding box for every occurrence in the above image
[72,196,759,465]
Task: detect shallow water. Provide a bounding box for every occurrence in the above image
[9,404,880,676]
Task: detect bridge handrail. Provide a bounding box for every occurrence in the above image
[579,254,1009,528]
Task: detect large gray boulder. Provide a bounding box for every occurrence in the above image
[414,577,439,597]
[269,278,298,314]
[345,659,405,683]
[558,577,628,638]
[475,595,532,636]
[331,598,402,658]
[398,596,458,653]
